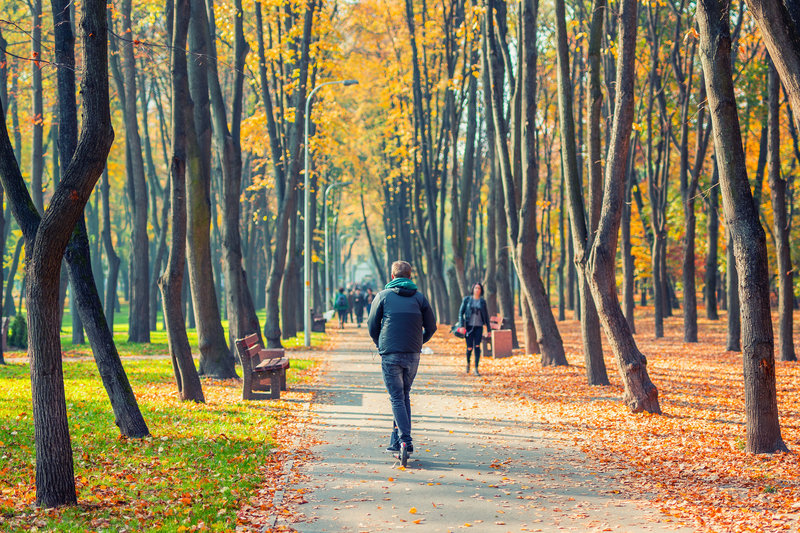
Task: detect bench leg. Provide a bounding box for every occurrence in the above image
[270,372,281,399]
[242,373,253,400]
[280,368,287,391]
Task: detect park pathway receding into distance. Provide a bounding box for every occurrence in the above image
[285,327,691,533]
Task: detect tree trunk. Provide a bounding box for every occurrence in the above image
[120,0,150,343]
[52,0,149,440]
[0,0,115,506]
[584,0,659,412]
[553,0,606,379]
[767,59,795,362]
[705,157,720,320]
[697,0,787,453]
[101,168,120,325]
[725,229,740,351]
[186,0,235,377]
[159,0,205,403]
[31,0,44,213]
[622,167,636,333]
[486,0,565,365]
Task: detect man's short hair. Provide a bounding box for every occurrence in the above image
[391,260,412,279]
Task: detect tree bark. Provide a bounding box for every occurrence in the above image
[30,0,44,213]
[101,168,120,324]
[119,0,150,343]
[725,228,741,351]
[185,0,235,377]
[705,156,720,320]
[767,59,795,362]
[744,0,800,134]
[584,0,660,412]
[0,0,115,506]
[696,0,788,453]
[159,0,205,403]
[553,0,607,380]
[486,0,564,364]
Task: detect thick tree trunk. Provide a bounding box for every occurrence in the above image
[697,0,787,453]
[584,0,659,412]
[767,60,795,362]
[159,0,205,403]
[120,0,150,343]
[186,2,235,377]
[0,0,115,506]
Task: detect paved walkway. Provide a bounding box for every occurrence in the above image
[288,327,690,532]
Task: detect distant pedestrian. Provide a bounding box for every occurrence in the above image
[345,288,354,323]
[334,288,349,329]
[365,288,375,315]
[368,261,437,459]
[354,287,365,327]
[458,282,489,376]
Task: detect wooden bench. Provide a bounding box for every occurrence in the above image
[234,333,290,400]
[482,315,512,358]
[311,310,326,333]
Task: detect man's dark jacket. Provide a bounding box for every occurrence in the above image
[367,279,437,355]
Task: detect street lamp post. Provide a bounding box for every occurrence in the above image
[324,181,351,307]
[304,79,358,348]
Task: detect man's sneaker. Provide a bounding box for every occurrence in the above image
[386,444,400,452]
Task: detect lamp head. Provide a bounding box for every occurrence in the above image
[343,79,359,86]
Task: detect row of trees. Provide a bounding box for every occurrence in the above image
[334,0,797,455]
[2,0,800,509]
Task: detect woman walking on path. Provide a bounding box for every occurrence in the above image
[334,288,349,329]
[458,283,489,376]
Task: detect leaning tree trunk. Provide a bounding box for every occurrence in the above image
[56,0,153,440]
[767,59,795,362]
[696,0,787,453]
[584,0,659,412]
[0,0,115,506]
[159,0,205,403]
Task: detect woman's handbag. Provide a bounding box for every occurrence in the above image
[450,322,467,339]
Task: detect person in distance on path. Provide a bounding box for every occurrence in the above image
[333,288,349,329]
[367,260,437,455]
[458,282,489,376]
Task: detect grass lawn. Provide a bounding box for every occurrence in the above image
[0,322,322,531]
[4,304,326,358]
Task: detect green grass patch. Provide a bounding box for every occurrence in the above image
[0,356,318,531]
[4,304,326,358]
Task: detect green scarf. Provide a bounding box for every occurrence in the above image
[385,277,417,291]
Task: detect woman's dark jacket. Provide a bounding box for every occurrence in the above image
[458,296,489,332]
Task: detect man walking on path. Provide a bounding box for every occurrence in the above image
[367,260,436,458]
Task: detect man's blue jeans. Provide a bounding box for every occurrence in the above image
[381,352,420,447]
